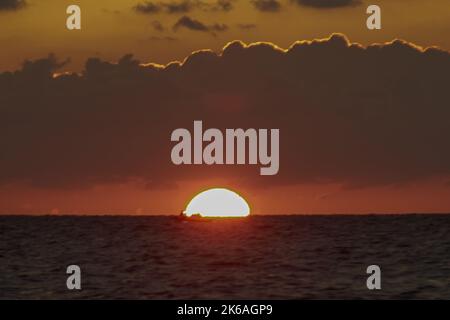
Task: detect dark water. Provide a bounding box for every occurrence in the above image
[1,215,450,299]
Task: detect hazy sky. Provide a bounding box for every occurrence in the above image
[0,0,449,214]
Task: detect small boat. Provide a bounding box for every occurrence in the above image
[177,211,212,222]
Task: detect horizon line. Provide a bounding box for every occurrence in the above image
[1,212,450,217]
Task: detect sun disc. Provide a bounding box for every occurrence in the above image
[185,188,250,217]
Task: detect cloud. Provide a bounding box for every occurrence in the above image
[211,0,234,12]
[134,2,161,14]
[0,34,449,191]
[20,54,70,79]
[173,16,228,34]
[292,0,360,8]
[0,0,26,10]
[134,0,233,15]
[251,0,281,12]
[173,15,208,31]
[162,0,192,13]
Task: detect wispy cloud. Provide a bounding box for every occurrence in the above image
[291,0,360,8]
[134,0,234,15]
[251,0,281,12]
[173,15,228,35]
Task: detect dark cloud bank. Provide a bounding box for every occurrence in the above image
[0,0,26,10]
[0,34,449,190]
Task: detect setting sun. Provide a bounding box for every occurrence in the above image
[184,188,250,217]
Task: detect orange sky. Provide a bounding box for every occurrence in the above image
[1,0,450,71]
[1,179,450,215]
[1,0,450,214]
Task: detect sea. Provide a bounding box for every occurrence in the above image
[1,215,450,299]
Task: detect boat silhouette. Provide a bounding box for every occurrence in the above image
[177,211,212,222]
